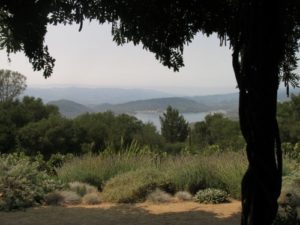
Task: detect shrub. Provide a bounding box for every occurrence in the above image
[175,191,193,201]
[164,152,246,198]
[44,191,64,205]
[102,168,174,203]
[57,151,247,199]
[47,153,74,173]
[273,205,298,225]
[146,189,172,203]
[58,191,81,205]
[68,182,98,197]
[0,153,63,211]
[195,188,229,204]
[57,153,157,189]
[82,193,102,205]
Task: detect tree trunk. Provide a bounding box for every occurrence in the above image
[233,1,283,225]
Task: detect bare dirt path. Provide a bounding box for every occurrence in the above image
[0,201,241,225]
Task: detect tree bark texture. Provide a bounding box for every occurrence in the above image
[232,1,283,225]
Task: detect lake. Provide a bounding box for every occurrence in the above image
[133,111,211,131]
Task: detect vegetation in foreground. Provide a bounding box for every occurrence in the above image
[0,148,299,211]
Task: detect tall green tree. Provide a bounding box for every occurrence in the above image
[0,96,59,153]
[277,94,300,143]
[1,1,300,224]
[192,113,244,150]
[0,69,27,102]
[160,106,188,143]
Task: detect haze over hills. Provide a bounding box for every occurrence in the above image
[47,94,240,118]
[30,86,299,118]
[24,87,173,105]
[94,97,209,113]
[48,99,94,118]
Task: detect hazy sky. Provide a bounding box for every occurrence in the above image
[1,21,295,95]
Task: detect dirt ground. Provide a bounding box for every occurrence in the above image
[0,200,241,225]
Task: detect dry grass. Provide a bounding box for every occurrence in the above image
[146,189,172,203]
[59,191,81,205]
[175,191,193,201]
[82,193,102,205]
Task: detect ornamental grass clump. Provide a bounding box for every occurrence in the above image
[195,188,229,204]
[146,188,172,203]
[44,191,64,205]
[82,192,102,205]
[102,168,174,203]
[175,191,193,201]
[58,191,81,205]
[68,181,98,197]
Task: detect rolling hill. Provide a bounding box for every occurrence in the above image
[48,99,93,118]
[94,97,209,113]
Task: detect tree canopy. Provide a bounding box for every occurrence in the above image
[160,106,189,143]
[0,1,299,82]
[0,69,27,102]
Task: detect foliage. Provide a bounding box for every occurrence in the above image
[101,168,174,203]
[164,152,247,198]
[74,112,160,153]
[0,153,62,211]
[0,97,59,153]
[82,192,102,205]
[162,142,187,154]
[44,191,64,206]
[278,94,300,145]
[58,150,247,199]
[68,182,98,197]
[282,142,300,162]
[57,150,158,189]
[160,106,189,143]
[192,113,244,151]
[133,122,164,149]
[17,115,83,158]
[57,191,81,205]
[0,69,26,102]
[0,97,162,157]
[174,191,193,201]
[146,188,172,203]
[195,188,229,204]
[0,1,299,81]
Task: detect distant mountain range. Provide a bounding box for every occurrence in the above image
[48,94,240,118]
[24,87,172,105]
[48,99,94,118]
[26,86,299,118]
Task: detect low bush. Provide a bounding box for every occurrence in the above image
[57,153,157,189]
[195,188,229,204]
[82,192,102,205]
[68,182,98,197]
[273,205,298,225]
[102,168,174,203]
[175,191,193,201]
[164,152,247,198]
[146,189,172,203]
[44,191,64,205]
[58,191,81,205]
[0,153,63,211]
[57,151,248,200]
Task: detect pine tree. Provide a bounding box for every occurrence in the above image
[160,106,188,143]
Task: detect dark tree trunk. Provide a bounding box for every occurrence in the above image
[232,1,283,225]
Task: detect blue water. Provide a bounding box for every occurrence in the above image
[134,111,210,131]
